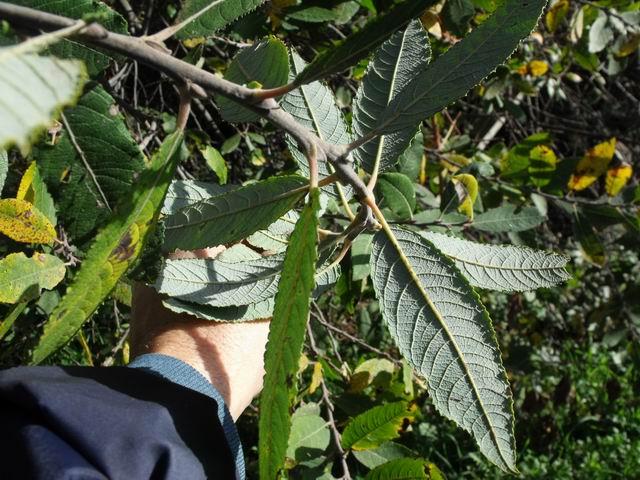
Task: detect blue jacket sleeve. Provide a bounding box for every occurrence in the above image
[0,354,245,480]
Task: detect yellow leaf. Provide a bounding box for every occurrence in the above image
[298,353,310,374]
[452,174,478,220]
[616,33,640,58]
[568,138,617,191]
[528,60,549,77]
[605,164,632,197]
[183,37,205,49]
[546,0,570,32]
[516,64,529,75]
[0,198,56,244]
[309,361,323,394]
[269,0,296,28]
[17,162,36,201]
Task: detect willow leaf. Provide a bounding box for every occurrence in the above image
[370,227,516,472]
[374,0,547,135]
[162,297,274,322]
[342,401,416,451]
[162,180,232,215]
[259,189,320,480]
[217,38,289,123]
[293,0,436,86]
[162,175,308,252]
[423,231,571,292]
[155,251,340,307]
[7,0,129,75]
[471,204,545,233]
[0,252,65,304]
[282,51,352,200]
[175,0,267,39]
[0,48,86,151]
[31,132,184,364]
[353,20,431,175]
[365,458,445,480]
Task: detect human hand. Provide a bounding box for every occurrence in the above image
[130,248,270,420]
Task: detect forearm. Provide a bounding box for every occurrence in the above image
[131,283,270,420]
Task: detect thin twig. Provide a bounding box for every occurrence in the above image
[306,323,352,480]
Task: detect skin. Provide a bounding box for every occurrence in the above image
[130,247,271,421]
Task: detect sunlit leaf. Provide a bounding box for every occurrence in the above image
[371,227,516,472]
[605,164,632,197]
[0,252,65,304]
[31,132,184,364]
[568,138,616,191]
[342,401,416,451]
[0,199,56,244]
[472,204,545,233]
[175,0,267,39]
[285,403,330,469]
[0,48,86,151]
[528,145,558,187]
[259,189,320,480]
[365,458,445,480]
[546,0,569,32]
[423,231,571,292]
[452,174,478,220]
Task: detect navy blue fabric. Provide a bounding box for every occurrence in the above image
[129,354,245,479]
[0,365,238,479]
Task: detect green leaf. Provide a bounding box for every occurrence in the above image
[377,173,416,220]
[155,250,340,307]
[162,180,232,215]
[162,175,308,252]
[353,20,430,177]
[201,146,228,184]
[471,204,545,233]
[374,0,547,135]
[370,227,517,472]
[286,6,338,23]
[0,48,86,151]
[175,0,267,39]
[571,206,605,266]
[7,0,129,75]
[351,231,374,281]
[247,210,298,253]
[442,0,475,37]
[282,51,352,200]
[162,297,274,322]
[259,189,320,480]
[528,145,558,188]
[293,0,436,86]
[353,441,415,469]
[37,84,146,242]
[0,252,65,304]
[356,442,416,470]
[365,458,445,480]
[0,198,56,244]
[216,38,289,123]
[0,149,7,195]
[397,130,424,182]
[31,131,184,364]
[342,401,416,451]
[286,403,331,469]
[422,231,571,292]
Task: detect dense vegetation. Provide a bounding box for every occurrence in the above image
[0,0,638,478]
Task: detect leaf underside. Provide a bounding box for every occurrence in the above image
[162,175,308,252]
[281,51,352,200]
[375,0,547,135]
[353,20,431,175]
[0,50,86,151]
[423,231,571,292]
[370,227,517,472]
